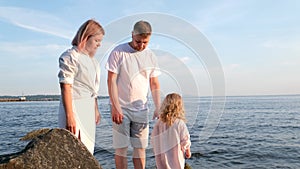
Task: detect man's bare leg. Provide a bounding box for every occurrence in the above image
[115,147,128,169]
[133,148,146,169]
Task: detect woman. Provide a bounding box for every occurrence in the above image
[58,19,105,154]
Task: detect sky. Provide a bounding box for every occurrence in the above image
[0,0,299,97]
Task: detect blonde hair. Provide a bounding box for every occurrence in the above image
[159,93,186,126]
[72,19,105,50]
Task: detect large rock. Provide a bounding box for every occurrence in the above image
[0,128,102,169]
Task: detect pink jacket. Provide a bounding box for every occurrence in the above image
[151,119,191,169]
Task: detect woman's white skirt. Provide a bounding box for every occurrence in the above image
[58,97,96,154]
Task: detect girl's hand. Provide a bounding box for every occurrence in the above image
[185,148,191,159]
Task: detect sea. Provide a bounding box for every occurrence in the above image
[0,95,299,169]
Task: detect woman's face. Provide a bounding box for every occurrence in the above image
[84,34,103,57]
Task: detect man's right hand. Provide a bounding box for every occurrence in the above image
[111,106,124,124]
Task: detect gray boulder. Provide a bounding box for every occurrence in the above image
[0,128,102,169]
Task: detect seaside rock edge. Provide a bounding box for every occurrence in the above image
[0,128,102,169]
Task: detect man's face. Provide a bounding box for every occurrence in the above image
[131,34,151,51]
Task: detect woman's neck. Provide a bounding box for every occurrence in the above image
[80,48,89,56]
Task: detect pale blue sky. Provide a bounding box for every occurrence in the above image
[0,0,299,96]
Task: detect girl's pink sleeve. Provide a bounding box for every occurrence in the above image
[179,120,191,151]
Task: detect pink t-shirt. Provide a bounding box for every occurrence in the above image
[151,119,191,169]
[106,43,160,111]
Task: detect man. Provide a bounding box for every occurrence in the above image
[106,20,161,169]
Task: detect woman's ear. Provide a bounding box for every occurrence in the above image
[77,37,88,51]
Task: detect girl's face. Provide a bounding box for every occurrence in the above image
[84,34,103,57]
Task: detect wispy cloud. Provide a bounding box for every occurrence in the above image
[225,64,241,72]
[192,1,246,32]
[0,7,73,39]
[0,41,68,59]
[261,39,300,51]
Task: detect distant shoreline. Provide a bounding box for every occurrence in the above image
[0,95,60,102]
[0,97,59,102]
[0,95,110,102]
[0,94,299,102]
[0,98,27,102]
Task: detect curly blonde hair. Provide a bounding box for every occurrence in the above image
[159,93,186,126]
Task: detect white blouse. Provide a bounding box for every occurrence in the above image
[58,46,100,99]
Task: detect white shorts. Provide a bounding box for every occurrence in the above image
[112,108,149,149]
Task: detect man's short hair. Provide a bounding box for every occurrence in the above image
[133,20,152,36]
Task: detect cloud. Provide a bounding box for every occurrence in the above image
[192,1,246,32]
[148,43,161,50]
[261,39,300,51]
[0,6,73,39]
[0,41,68,59]
[224,64,241,72]
[180,56,190,63]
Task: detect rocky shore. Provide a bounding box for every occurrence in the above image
[0,128,102,169]
[0,128,197,169]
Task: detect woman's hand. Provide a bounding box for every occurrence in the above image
[95,109,101,125]
[66,113,76,135]
[60,83,76,135]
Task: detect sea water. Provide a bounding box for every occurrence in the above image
[0,95,299,168]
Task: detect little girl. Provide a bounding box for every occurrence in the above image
[151,93,191,169]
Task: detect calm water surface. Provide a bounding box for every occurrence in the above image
[0,95,299,168]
